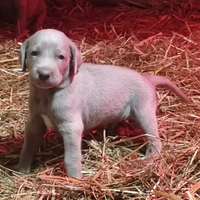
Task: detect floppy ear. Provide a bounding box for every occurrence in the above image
[19,39,29,72]
[69,42,83,75]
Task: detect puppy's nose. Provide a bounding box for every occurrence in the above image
[38,72,50,81]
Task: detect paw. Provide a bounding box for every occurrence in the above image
[140,140,162,166]
[140,155,157,166]
[10,164,31,174]
[145,140,162,157]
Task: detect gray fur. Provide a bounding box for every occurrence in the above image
[14,29,190,179]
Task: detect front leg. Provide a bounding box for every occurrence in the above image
[58,120,83,179]
[14,115,47,174]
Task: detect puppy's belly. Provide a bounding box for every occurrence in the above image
[41,114,55,130]
[83,104,131,131]
[83,115,124,131]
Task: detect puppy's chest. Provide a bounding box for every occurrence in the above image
[38,97,56,131]
[41,114,55,130]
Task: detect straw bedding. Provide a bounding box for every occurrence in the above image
[0,0,200,199]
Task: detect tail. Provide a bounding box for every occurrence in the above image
[146,75,191,104]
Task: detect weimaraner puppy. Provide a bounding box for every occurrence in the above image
[0,0,46,34]
[14,29,191,179]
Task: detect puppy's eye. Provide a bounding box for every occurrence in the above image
[31,51,38,56]
[58,55,65,60]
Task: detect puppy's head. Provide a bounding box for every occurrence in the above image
[20,29,83,89]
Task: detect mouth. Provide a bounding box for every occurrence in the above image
[29,73,63,89]
[30,78,54,89]
[34,82,54,89]
[31,79,61,89]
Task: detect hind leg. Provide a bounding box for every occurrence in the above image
[132,101,162,161]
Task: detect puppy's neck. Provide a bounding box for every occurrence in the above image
[57,70,74,89]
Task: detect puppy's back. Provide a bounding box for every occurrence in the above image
[74,63,154,130]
